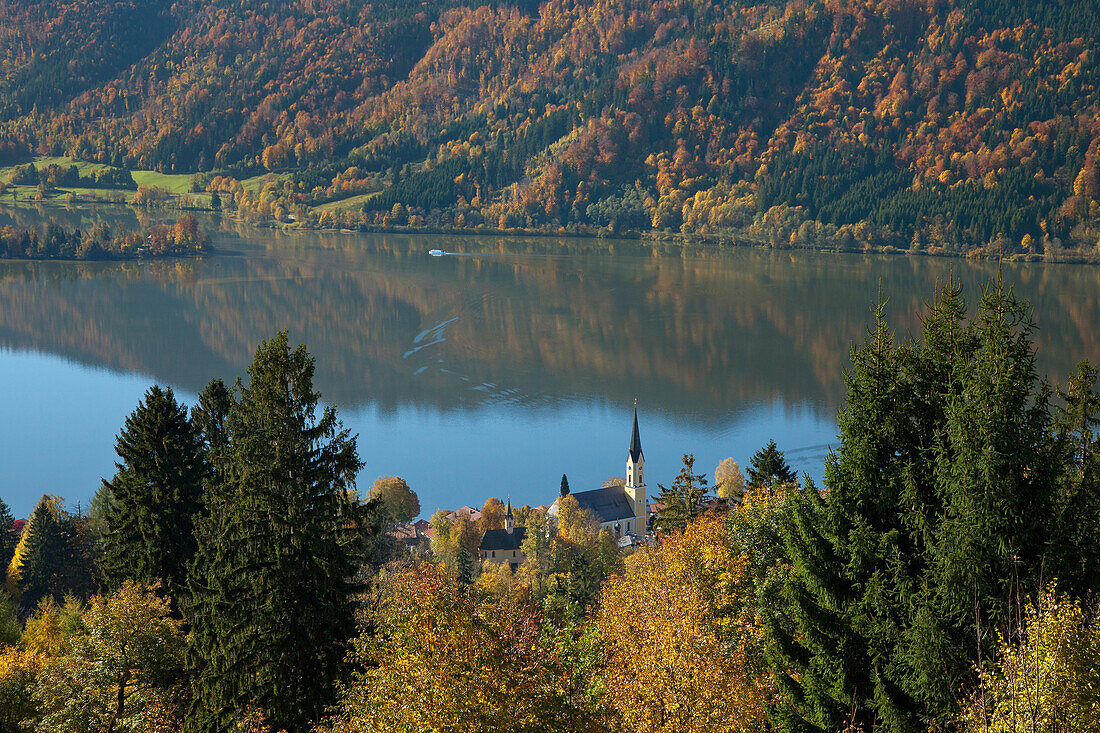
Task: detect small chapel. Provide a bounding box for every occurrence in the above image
[549,406,649,539]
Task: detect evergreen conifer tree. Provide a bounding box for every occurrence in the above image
[560,474,570,497]
[99,385,205,601]
[746,440,797,487]
[187,333,363,733]
[0,497,16,575]
[909,285,1065,719]
[15,495,95,611]
[653,454,708,534]
[1052,361,1100,593]
[457,546,474,586]
[768,299,924,733]
[768,282,1099,733]
[191,378,233,469]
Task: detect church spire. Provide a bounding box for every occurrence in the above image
[629,402,643,463]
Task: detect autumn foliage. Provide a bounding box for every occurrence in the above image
[320,564,614,733]
[598,515,772,733]
[0,0,1098,253]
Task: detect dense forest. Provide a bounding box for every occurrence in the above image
[0,0,1098,255]
[2,281,1100,731]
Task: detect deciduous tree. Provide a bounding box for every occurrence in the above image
[714,457,745,501]
[366,475,420,525]
[598,516,771,733]
[35,582,185,733]
[319,566,611,733]
[960,583,1100,733]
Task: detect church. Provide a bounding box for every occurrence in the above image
[480,407,649,565]
[549,406,649,539]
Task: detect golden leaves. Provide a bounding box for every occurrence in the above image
[597,516,771,733]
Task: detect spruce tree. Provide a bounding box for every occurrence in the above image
[746,440,797,487]
[12,495,65,607]
[1052,361,1100,593]
[191,378,233,467]
[909,285,1065,719]
[0,497,16,575]
[769,299,926,733]
[456,546,474,586]
[768,281,1098,733]
[653,453,709,534]
[16,495,95,611]
[99,385,205,601]
[187,333,363,733]
[560,474,570,497]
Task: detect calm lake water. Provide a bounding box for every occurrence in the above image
[2,204,1100,518]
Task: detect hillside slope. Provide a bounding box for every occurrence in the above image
[0,0,1098,255]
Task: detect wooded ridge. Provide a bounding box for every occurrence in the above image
[0,0,1097,256]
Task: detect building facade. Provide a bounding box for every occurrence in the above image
[550,407,648,539]
[479,501,526,566]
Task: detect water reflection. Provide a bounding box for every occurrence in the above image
[2,205,1099,515]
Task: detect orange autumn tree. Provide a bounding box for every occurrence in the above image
[597,515,773,733]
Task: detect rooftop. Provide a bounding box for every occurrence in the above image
[480,526,526,552]
[570,485,636,523]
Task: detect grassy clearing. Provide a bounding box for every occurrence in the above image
[239,171,292,194]
[0,155,126,179]
[313,191,380,212]
[130,169,194,194]
[0,156,195,195]
[0,156,222,209]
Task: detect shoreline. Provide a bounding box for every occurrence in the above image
[3,194,1095,266]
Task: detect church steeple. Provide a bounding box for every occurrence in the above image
[624,403,647,536]
[628,403,643,463]
[505,499,514,534]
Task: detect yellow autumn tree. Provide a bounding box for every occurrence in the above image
[367,476,421,525]
[0,646,41,733]
[35,582,185,733]
[714,457,746,501]
[319,565,615,733]
[478,497,506,532]
[597,515,772,733]
[960,583,1100,732]
[429,509,483,577]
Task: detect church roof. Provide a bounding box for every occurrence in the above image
[480,526,526,552]
[570,486,636,523]
[629,407,643,463]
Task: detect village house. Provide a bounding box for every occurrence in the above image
[479,501,525,566]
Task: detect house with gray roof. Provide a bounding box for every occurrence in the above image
[479,502,526,566]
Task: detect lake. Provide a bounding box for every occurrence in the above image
[2,204,1100,519]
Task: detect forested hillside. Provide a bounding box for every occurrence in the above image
[1,0,1099,254]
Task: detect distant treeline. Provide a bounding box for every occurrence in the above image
[8,162,137,190]
[0,215,210,260]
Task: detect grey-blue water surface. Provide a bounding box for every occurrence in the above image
[2,205,1098,518]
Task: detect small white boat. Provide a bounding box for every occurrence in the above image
[429,249,446,256]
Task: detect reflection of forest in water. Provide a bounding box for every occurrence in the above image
[1,205,1099,420]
